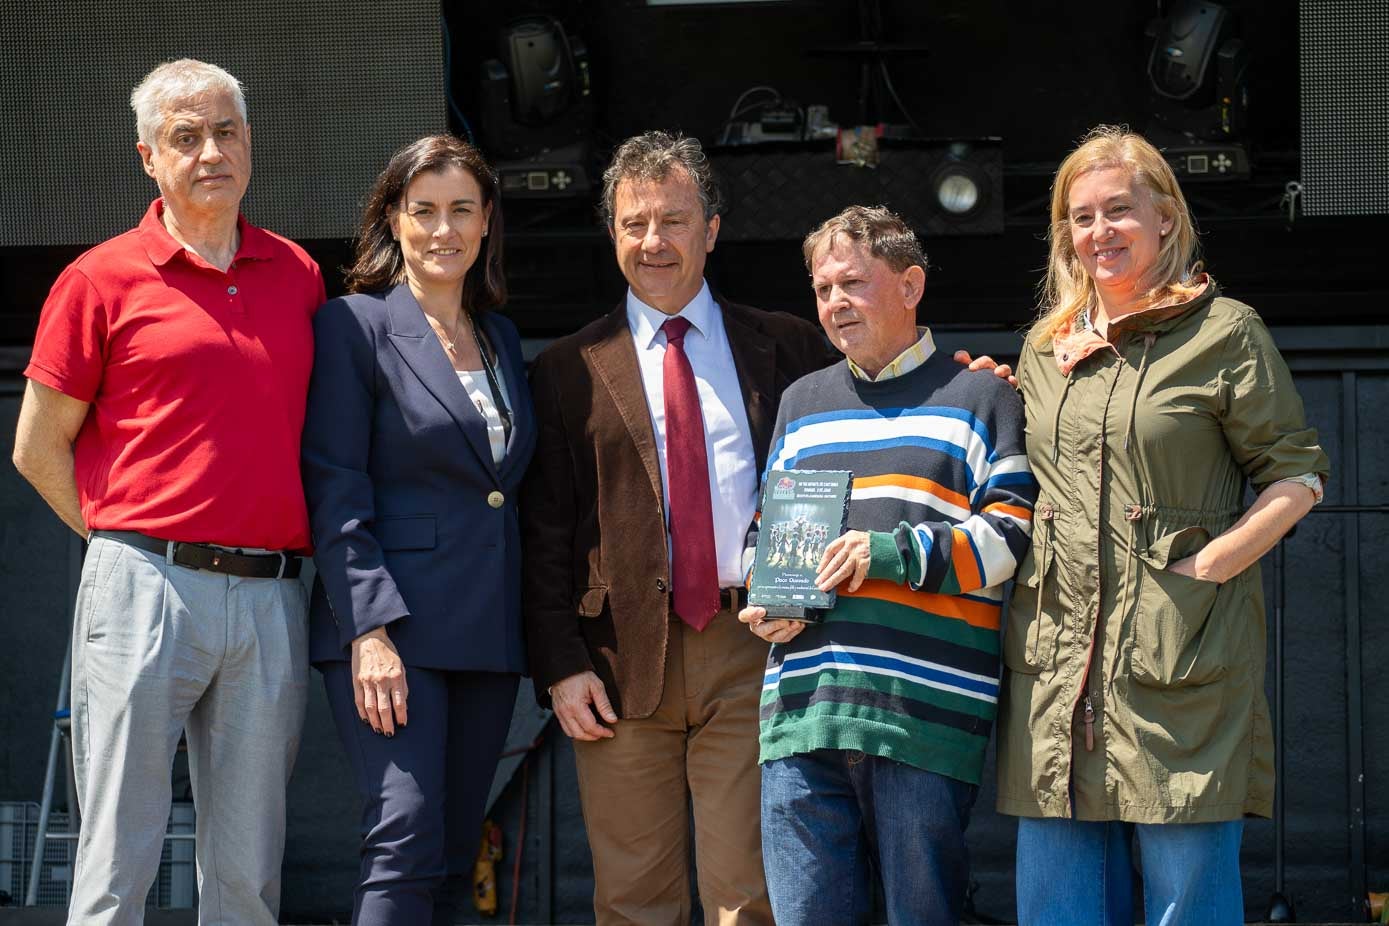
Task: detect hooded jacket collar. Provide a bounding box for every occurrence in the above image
[1050,276,1217,375]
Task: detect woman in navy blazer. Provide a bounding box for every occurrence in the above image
[302,135,535,925]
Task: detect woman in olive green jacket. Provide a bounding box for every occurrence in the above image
[996,127,1330,925]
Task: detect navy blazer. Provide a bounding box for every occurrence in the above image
[302,283,536,672]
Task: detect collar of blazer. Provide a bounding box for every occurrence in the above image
[383,282,509,481]
[584,291,779,509]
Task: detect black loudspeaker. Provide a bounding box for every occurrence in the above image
[1300,0,1389,216]
[0,0,447,247]
[710,139,1003,241]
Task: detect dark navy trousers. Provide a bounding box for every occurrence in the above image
[322,662,518,926]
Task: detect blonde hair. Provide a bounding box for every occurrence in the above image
[1032,125,1204,345]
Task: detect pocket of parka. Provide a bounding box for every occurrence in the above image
[1003,543,1060,675]
[1130,559,1226,687]
[1145,524,1212,569]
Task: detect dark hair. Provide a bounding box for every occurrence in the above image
[600,130,723,227]
[802,204,927,277]
[345,134,506,311]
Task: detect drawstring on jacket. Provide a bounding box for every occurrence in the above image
[1111,504,1145,689]
[1031,505,1054,661]
[1111,332,1158,691]
[1050,376,1074,465]
[1121,333,1157,452]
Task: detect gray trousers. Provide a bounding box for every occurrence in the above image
[67,536,309,925]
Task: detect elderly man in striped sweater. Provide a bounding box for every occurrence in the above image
[739,205,1038,926]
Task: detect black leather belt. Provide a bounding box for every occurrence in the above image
[720,587,749,611]
[92,530,302,579]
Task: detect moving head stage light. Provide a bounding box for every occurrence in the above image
[1144,0,1251,182]
[479,15,595,198]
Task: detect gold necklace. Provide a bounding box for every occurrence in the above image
[431,312,468,354]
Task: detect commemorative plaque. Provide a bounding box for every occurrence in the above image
[748,469,853,622]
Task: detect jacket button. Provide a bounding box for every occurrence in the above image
[487,491,504,508]
[656,578,667,592]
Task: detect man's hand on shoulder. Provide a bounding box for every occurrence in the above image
[953,350,1016,386]
[550,670,618,741]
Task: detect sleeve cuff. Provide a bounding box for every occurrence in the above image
[23,362,97,403]
[865,530,906,583]
[1273,472,1324,505]
[338,610,407,652]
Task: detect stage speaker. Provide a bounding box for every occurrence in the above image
[710,139,1003,241]
[0,0,445,247]
[1299,0,1389,216]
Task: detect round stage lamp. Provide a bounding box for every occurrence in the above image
[936,171,980,215]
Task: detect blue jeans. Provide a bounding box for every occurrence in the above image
[760,749,977,926]
[1015,817,1245,926]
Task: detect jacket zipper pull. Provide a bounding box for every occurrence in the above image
[1083,694,1096,752]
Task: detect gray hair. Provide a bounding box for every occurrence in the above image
[802,205,927,276]
[600,131,723,227]
[130,59,247,150]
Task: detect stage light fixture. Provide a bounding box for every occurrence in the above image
[935,171,980,215]
[1143,0,1251,182]
[478,16,595,199]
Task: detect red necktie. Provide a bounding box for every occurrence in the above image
[661,316,720,631]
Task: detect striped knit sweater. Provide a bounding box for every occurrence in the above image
[754,350,1037,785]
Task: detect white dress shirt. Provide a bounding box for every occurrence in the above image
[455,367,510,466]
[627,281,759,587]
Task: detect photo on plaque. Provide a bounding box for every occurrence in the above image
[748,469,853,622]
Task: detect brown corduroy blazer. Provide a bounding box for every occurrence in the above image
[520,295,834,718]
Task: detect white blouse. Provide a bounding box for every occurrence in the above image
[456,367,510,466]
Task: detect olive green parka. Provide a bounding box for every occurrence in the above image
[997,284,1330,823]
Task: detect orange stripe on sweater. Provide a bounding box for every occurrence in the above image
[982,502,1033,521]
[853,473,970,510]
[950,528,984,591]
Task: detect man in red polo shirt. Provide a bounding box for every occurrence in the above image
[12,59,323,926]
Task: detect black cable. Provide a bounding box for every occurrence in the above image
[877,59,925,136]
[717,87,799,145]
[441,12,477,145]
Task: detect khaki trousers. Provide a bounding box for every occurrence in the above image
[573,607,772,926]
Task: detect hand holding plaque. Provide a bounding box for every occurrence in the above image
[748,469,853,622]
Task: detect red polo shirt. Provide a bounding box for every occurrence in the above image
[25,199,325,551]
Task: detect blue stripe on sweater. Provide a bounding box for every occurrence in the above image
[960,528,988,589]
[769,404,999,471]
[767,648,1000,698]
[782,436,979,492]
[980,470,1037,492]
